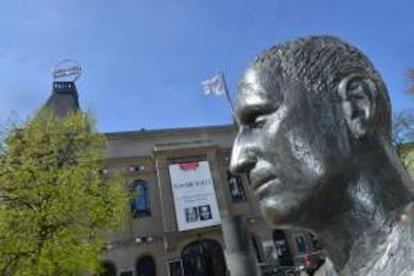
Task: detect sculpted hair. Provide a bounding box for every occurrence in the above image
[251,35,392,140]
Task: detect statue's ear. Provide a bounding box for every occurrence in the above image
[338,74,377,139]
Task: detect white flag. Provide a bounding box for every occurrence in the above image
[201,73,225,95]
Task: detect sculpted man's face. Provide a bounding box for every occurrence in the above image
[230,66,351,226]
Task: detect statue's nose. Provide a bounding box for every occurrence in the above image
[230,140,257,175]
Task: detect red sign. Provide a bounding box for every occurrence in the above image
[179,162,199,170]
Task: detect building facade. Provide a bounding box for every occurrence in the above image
[101,125,322,276]
[101,125,261,275]
[41,81,324,276]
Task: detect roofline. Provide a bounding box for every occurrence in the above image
[104,123,236,139]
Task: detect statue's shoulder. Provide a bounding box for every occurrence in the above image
[401,202,414,238]
[377,204,414,276]
[314,258,338,276]
[314,205,414,276]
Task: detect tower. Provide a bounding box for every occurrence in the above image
[41,59,82,117]
[43,81,80,117]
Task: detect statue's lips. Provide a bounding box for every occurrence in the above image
[251,175,280,196]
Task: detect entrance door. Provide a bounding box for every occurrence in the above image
[181,239,226,276]
[136,256,156,276]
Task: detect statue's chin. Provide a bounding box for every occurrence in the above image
[259,195,301,228]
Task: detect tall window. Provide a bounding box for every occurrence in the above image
[273,230,293,266]
[227,171,246,202]
[130,180,151,218]
[294,234,307,253]
[168,259,183,276]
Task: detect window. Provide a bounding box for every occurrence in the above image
[273,229,293,266]
[309,232,322,250]
[130,180,151,218]
[294,234,307,253]
[168,259,183,276]
[227,171,246,202]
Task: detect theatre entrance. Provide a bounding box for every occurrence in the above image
[181,239,226,276]
[136,256,156,276]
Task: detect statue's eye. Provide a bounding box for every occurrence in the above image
[251,116,266,129]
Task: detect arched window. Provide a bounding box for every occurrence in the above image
[136,255,156,276]
[130,179,151,218]
[227,171,246,202]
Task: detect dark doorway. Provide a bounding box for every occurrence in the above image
[181,238,226,276]
[136,255,156,276]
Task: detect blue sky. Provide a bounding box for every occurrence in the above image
[1,0,413,133]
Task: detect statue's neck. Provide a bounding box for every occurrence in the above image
[341,203,414,276]
[316,200,397,273]
[308,143,413,273]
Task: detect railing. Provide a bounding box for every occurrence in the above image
[259,264,302,276]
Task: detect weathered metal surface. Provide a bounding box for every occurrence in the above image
[230,36,414,275]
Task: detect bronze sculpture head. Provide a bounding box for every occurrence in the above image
[230,36,414,275]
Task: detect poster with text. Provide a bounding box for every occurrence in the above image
[168,161,221,231]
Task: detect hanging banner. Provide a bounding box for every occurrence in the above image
[168,161,221,231]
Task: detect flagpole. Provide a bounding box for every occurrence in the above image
[220,71,234,113]
[216,73,259,276]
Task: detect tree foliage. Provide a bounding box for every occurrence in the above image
[397,142,414,174]
[0,110,127,276]
[396,69,414,172]
[392,109,414,146]
[392,109,414,173]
